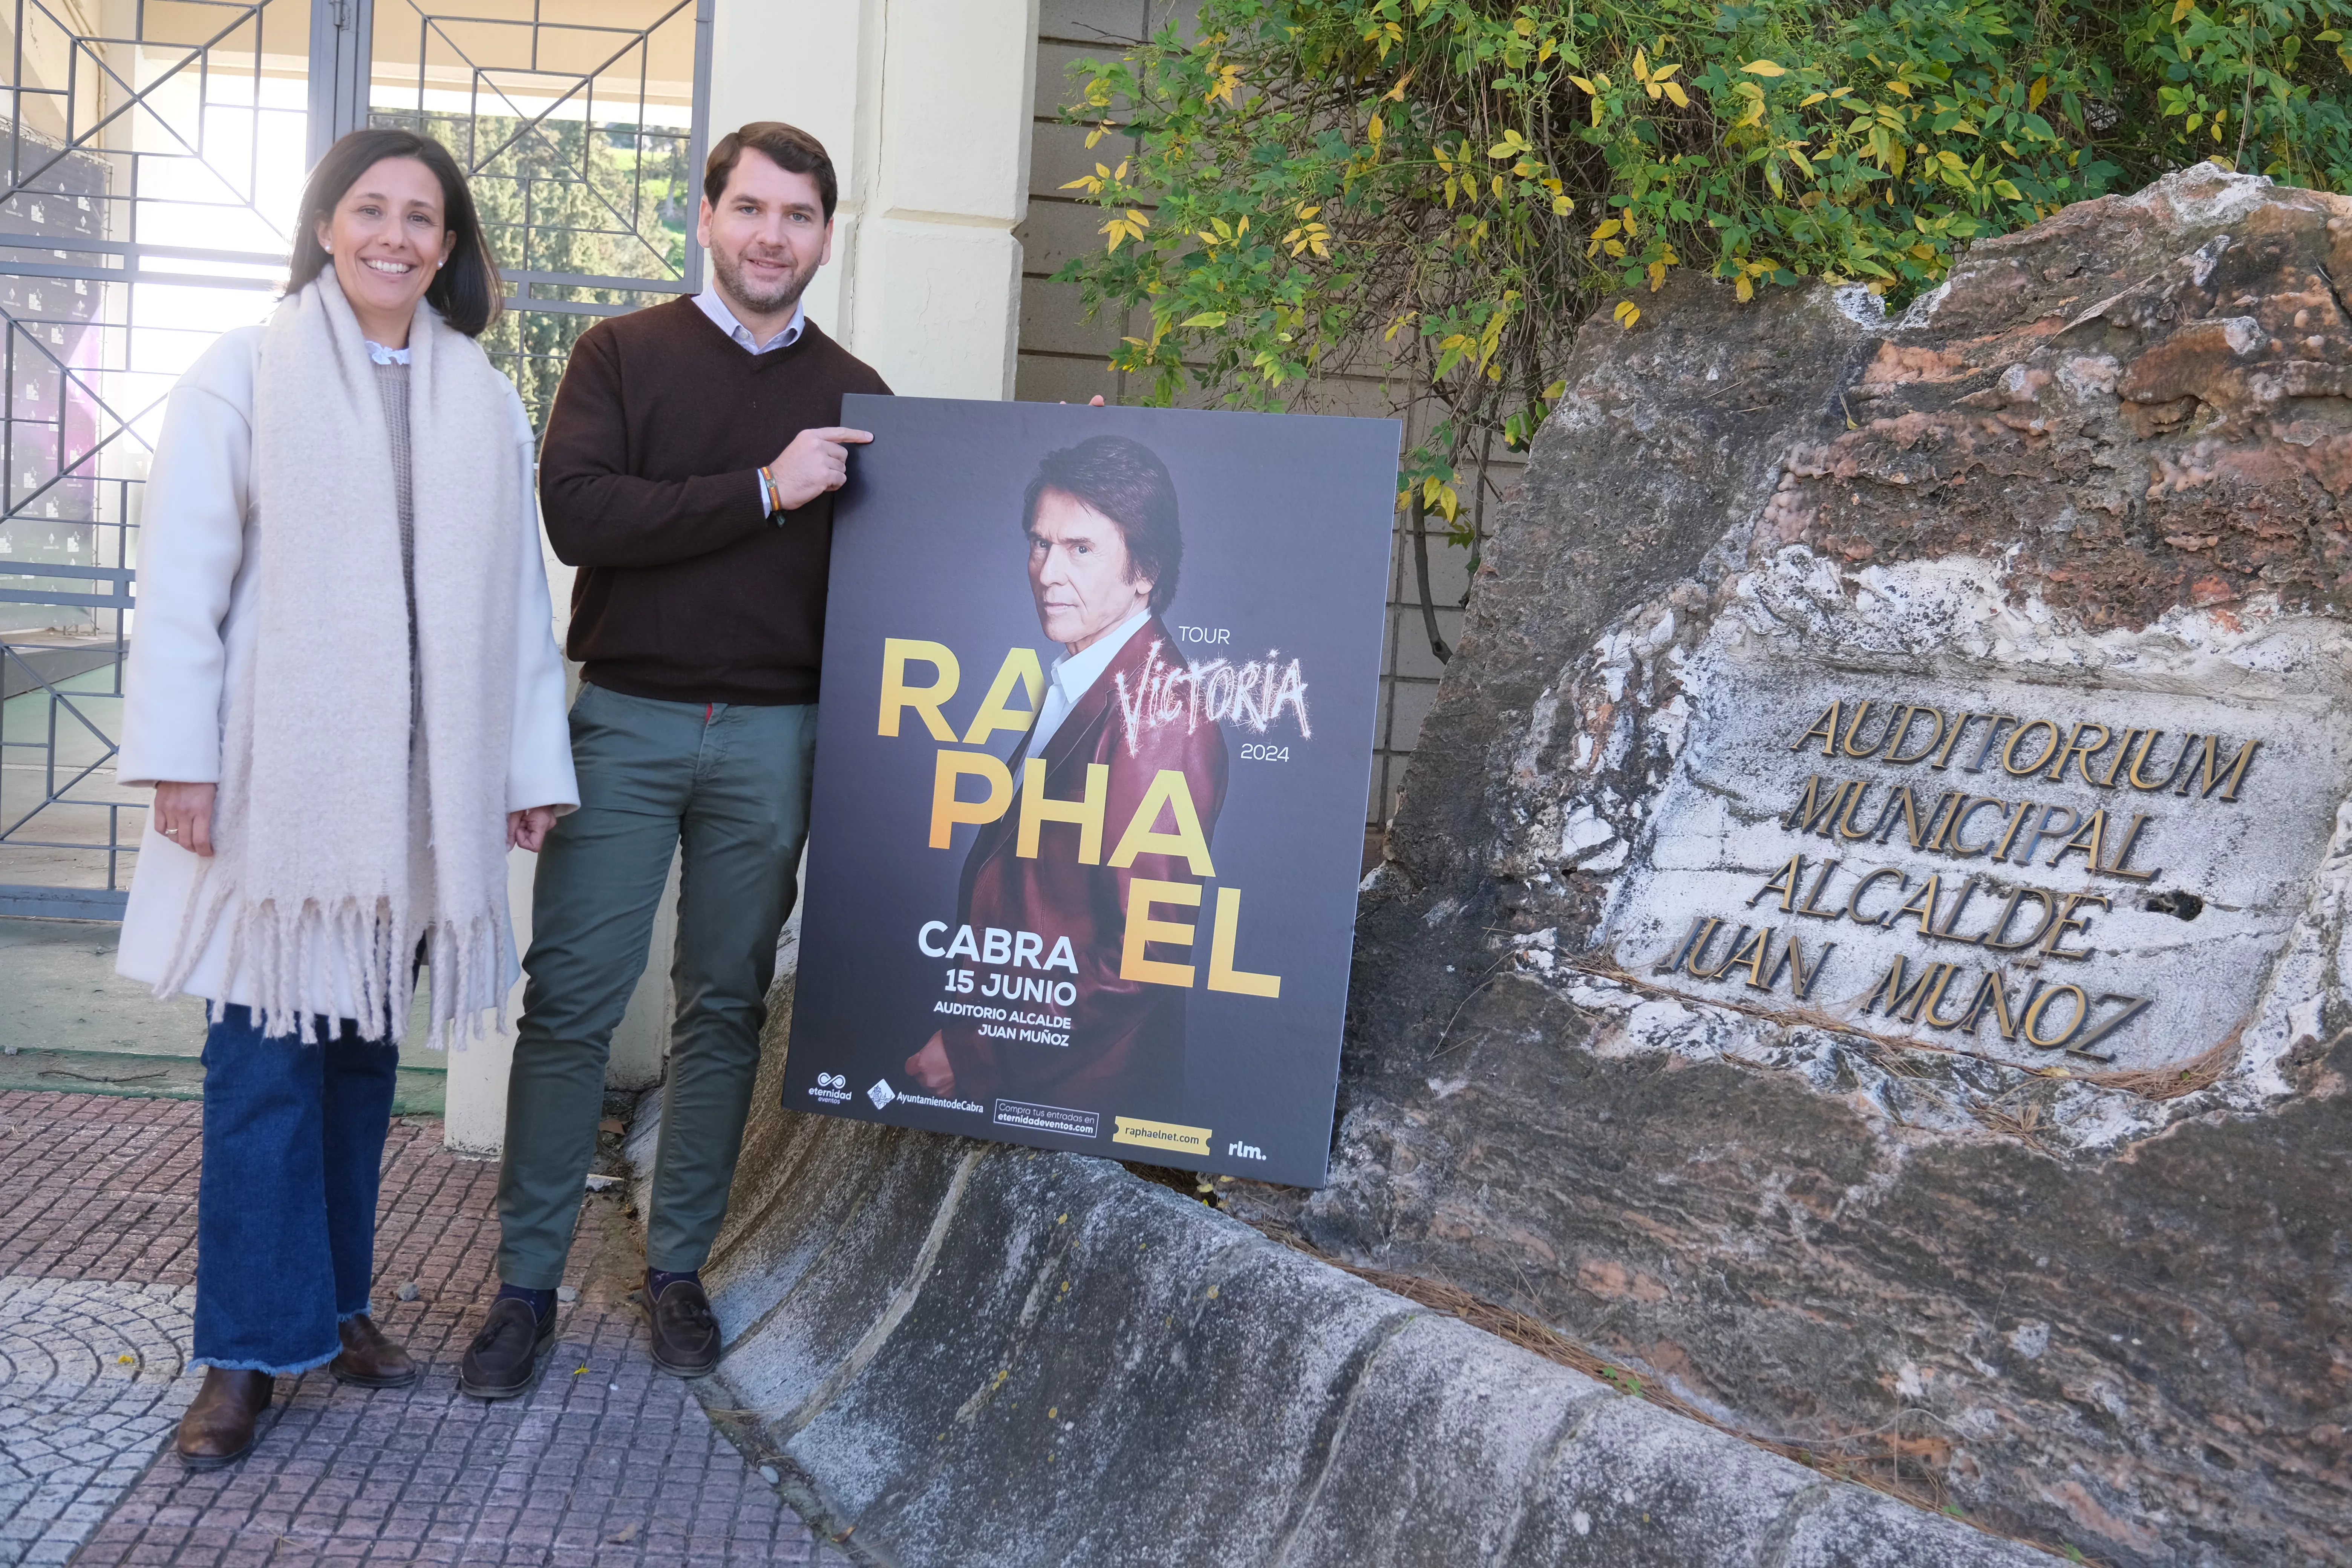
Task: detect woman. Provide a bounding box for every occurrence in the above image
[115,127,577,1467]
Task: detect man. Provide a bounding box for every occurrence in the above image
[904,435,1228,1126]
[460,122,889,1397]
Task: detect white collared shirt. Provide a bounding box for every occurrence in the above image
[695,284,804,354]
[1029,609,1151,754]
[363,340,410,365]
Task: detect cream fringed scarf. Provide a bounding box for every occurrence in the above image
[161,272,525,1045]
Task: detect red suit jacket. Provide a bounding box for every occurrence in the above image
[939,617,1228,1119]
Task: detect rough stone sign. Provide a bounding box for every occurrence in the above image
[1604,640,2341,1073]
[1225,165,2352,1566]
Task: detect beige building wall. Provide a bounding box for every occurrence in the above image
[712,0,1038,399]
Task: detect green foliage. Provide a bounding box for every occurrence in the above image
[1052,0,2352,536]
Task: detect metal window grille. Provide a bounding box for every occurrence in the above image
[366,0,710,431]
[0,0,711,919]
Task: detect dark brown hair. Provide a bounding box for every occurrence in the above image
[704,122,838,220]
[1023,435,1183,615]
[285,128,501,337]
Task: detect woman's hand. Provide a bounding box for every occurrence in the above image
[906,1031,956,1093]
[507,805,560,852]
[153,782,217,856]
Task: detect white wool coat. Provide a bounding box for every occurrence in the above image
[114,323,578,1018]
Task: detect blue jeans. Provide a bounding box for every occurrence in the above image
[194,1004,399,1373]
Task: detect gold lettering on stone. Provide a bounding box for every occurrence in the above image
[1790,701,1844,756]
[1628,683,2295,1071]
[1845,868,1907,928]
[1883,705,1948,766]
[1841,699,1896,758]
[2001,718,2063,777]
[2048,721,2112,786]
[1794,858,1844,919]
[2185,736,2260,802]
[1749,854,1805,912]
[2023,983,2090,1049]
[2130,731,2195,792]
[1929,712,1984,770]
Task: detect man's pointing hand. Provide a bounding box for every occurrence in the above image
[770,426,874,511]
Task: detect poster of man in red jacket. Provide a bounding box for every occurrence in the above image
[786,397,1397,1188]
[902,435,1228,1122]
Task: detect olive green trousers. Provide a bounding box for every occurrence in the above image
[496,682,816,1287]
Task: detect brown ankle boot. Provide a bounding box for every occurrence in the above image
[329,1314,418,1389]
[176,1367,273,1468]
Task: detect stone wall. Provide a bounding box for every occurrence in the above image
[674,981,2040,1567]
[1233,167,2352,1567]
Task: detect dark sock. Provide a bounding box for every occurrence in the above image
[497,1282,556,1325]
[646,1268,700,1300]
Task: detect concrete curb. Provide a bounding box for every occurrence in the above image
[635,1038,2045,1567]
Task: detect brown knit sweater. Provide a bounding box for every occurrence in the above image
[537,298,891,705]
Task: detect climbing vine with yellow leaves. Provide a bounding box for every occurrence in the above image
[1054,0,2352,651]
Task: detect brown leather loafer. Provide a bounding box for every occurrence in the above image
[644,1278,721,1378]
[176,1367,273,1469]
[329,1314,418,1389]
[458,1296,557,1401]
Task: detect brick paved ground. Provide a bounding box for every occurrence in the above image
[0,1090,850,1566]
